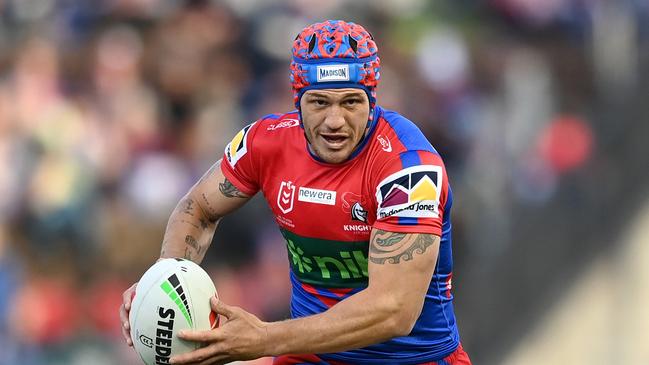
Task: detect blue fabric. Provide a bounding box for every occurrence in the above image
[383,109,436,154]
[289,107,460,363]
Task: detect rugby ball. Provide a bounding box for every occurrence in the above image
[129,258,219,365]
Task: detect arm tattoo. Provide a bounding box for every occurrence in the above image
[183,247,193,260]
[178,219,199,229]
[369,229,435,264]
[375,232,406,246]
[219,178,247,198]
[184,234,204,256]
[180,198,195,216]
[200,193,222,221]
[199,218,209,230]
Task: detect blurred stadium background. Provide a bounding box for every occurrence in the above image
[0,0,648,364]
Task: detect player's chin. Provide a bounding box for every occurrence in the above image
[314,145,353,164]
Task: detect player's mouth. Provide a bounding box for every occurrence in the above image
[319,133,348,150]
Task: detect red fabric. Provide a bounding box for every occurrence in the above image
[221,110,447,242]
[422,343,472,365]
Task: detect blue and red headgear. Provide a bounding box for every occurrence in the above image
[291,20,381,122]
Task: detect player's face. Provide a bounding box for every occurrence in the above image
[300,88,370,164]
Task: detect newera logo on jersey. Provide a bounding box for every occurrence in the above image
[298,187,336,206]
[375,165,442,220]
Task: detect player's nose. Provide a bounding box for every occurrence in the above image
[323,105,345,130]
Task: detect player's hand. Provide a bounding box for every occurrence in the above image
[170,296,270,365]
[119,282,137,346]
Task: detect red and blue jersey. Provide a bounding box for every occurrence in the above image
[221,106,460,363]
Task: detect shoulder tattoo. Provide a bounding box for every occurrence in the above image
[369,229,435,264]
[219,178,247,198]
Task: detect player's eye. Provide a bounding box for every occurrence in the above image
[343,98,361,106]
[312,99,328,106]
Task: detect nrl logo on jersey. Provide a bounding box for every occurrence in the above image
[225,122,256,167]
[375,165,442,219]
[277,181,296,214]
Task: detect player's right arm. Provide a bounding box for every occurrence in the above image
[119,158,253,346]
[158,159,252,263]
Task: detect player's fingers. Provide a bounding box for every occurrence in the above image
[124,283,137,311]
[210,297,234,319]
[177,329,218,342]
[119,303,131,334]
[122,327,133,346]
[120,313,133,346]
[169,343,222,364]
[119,303,128,324]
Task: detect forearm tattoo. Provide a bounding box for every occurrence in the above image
[160,195,216,260]
[180,197,195,216]
[183,247,194,260]
[219,178,247,198]
[160,241,195,260]
[369,229,435,264]
[185,234,204,255]
[200,193,222,220]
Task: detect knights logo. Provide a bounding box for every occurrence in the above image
[351,202,368,223]
[342,192,369,224]
[277,181,296,214]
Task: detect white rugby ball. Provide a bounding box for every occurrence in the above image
[129,258,219,365]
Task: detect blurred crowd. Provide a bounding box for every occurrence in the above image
[0,0,648,364]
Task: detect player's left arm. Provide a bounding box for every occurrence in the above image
[265,229,440,353]
[170,229,440,363]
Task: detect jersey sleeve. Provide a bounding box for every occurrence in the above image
[220,121,262,196]
[372,150,449,236]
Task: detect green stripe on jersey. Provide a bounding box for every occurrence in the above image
[280,228,369,288]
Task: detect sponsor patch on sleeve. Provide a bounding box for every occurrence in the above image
[225,122,255,167]
[375,165,442,220]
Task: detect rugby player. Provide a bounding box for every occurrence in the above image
[120,19,471,365]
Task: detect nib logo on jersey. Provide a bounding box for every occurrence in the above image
[376,165,442,219]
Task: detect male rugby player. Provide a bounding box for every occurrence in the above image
[120,20,471,364]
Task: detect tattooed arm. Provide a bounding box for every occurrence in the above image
[159,159,252,263]
[120,159,252,347]
[166,229,441,363]
[214,229,441,357]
